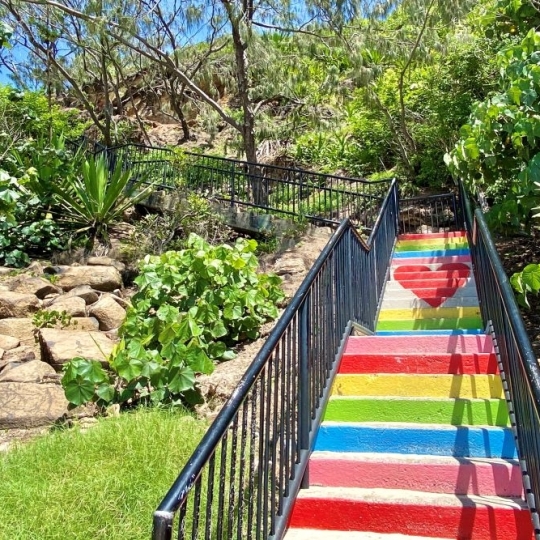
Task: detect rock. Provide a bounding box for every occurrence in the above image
[2,346,36,364]
[0,291,40,318]
[42,293,61,306]
[273,257,306,276]
[70,317,100,331]
[43,265,122,292]
[0,318,36,348]
[0,382,69,428]
[64,285,99,305]
[102,292,131,309]
[88,296,126,331]
[0,267,16,276]
[46,296,86,317]
[87,256,126,273]
[0,334,20,351]
[0,360,56,383]
[39,328,114,369]
[8,276,61,299]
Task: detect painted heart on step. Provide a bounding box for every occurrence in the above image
[393,263,471,307]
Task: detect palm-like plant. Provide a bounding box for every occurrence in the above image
[53,154,154,252]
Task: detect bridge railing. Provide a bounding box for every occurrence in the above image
[73,140,391,230]
[460,180,540,535]
[152,179,398,540]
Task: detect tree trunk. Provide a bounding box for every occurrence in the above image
[228,8,265,205]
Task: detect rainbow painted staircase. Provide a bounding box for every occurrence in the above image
[285,231,534,540]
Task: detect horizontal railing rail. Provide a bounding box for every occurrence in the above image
[152,179,399,540]
[72,139,391,230]
[399,192,461,234]
[460,180,540,537]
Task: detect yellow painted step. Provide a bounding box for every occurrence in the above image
[331,374,503,399]
[378,307,481,321]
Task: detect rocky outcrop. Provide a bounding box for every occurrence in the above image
[89,296,127,331]
[0,334,20,351]
[64,285,99,305]
[43,265,122,292]
[8,276,62,299]
[0,256,130,432]
[39,328,115,369]
[0,360,56,383]
[0,291,40,318]
[46,296,87,317]
[0,382,69,429]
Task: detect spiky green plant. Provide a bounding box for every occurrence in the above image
[53,155,153,251]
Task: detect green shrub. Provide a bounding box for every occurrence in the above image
[0,196,70,267]
[62,234,285,407]
[511,263,540,307]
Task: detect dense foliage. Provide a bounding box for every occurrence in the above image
[62,234,284,407]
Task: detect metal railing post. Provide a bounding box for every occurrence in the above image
[299,297,311,489]
[230,165,236,208]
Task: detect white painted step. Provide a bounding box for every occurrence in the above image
[285,529,453,540]
[294,485,528,510]
[380,296,479,308]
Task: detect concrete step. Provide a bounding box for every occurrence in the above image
[376,317,483,332]
[324,397,509,426]
[395,241,469,252]
[391,255,472,266]
[341,335,496,374]
[331,373,503,399]
[314,422,516,458]
[285,529,454,540]
[309,452,523,496]
[399,232,468,240]
[289,486,533,539]
[380,296,479,308]
[393,248,471,259]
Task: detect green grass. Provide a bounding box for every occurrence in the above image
[0,408,208,540]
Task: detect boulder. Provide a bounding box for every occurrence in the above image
[0,382,69,428]
[273,257,306,276]
[8,276,61,299]
[0,334,20,351]
[0,360,56,383]
[39,328,114,369]
[0,318,36,348]
[2,346,36,364]
[0,291,40,318]
[87,256,126,273]
[46,296,86,317]
[88,296,126,331]
[64,285,99,305]
[70,317,100,331]
[43,265,122,292]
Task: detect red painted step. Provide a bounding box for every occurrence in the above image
[392,270,471,280]
[289,486,533,539]
[309,453,524,497]
[394,278,473,289]
[341,335,497,373]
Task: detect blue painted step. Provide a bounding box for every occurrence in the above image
[314,423,517,459]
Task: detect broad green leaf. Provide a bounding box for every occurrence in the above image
[64,379,95,406]
[168,366,196,394]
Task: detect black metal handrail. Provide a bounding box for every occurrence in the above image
[460,180,540,536]
[152,179,399,540]
[399,192,462,234]
[73,139,392,230]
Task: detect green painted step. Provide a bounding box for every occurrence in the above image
[376,317,484,331]
[324,397,510,426]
